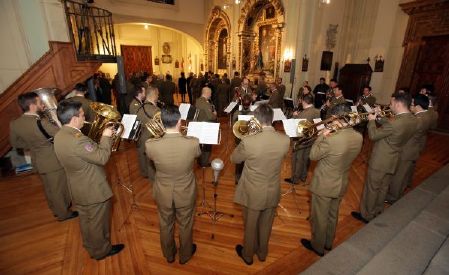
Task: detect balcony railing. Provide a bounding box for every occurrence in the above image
[63,0,117,62]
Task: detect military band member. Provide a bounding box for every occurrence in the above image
[386,94,435,202]
[352,92,416,223]
[195,87,217,167]
[10,92,76,221]
[285,94,321,185]
[129,84,146,115]
[357,86,376,108]
[54,100,124,260]
[267,82,284,109]
[231,104,290,265]
[276,77,286,100]
[134,86,160,180]
[145,105,201,264]
[325,85,346,118]
[301,104,363,256]
[69,83,95,122]
[419,85,439,129]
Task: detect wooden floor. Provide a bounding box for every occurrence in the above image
[1,118,449,275]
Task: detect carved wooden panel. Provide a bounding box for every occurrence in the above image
[0,41,102,156]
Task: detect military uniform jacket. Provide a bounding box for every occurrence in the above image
[145,133,201,208]
[129,98,143,115]
[268,89,284,109]
[136,102,160,147]
[368,113,416,173]
[10,114,62,174]
[329,95,346,108]
[359,95,376,107]
[195,96,217,122]
[400,111,434,161]
[231,127,290,210]
[70,96,95,122]
[309,128,363,198]
[54,126,113,205]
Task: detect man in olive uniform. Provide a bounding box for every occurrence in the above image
[145,105,201,264]
[134,86,160,181]
[231,104,290,265]
[54,100,124,260]
[285,94,321,185]
[357,86,376,108]
[69,83,95,122]
[325,85,346,118]
[195,87,217,167]
[352,92,416,223]
[276,77,286,100]
[10,92,77,221]
[386,94,435,202]
[301,104,363,256]
[129,84,146,115]
[267,82,284,109]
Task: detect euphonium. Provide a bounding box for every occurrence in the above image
[144,111,166,139]
[87,102,124,151]
[232,117,262,139]
[33,88,62,127]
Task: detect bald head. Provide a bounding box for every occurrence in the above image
[201,87,212,99]
[146,86,159,102]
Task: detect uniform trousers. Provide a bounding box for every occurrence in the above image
[360,168,392,221]
[291,146,312,183]
[137,142,156,181]
[77,199,112,259]
[386,160,415,203]
[310,194,341,254]
[157,203,195,263]
[39,168,72,220]
[242,206,276,262]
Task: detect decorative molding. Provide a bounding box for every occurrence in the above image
[0,41,102,156]
[204,6,231,74]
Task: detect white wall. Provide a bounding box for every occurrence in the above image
[0,0,69,94]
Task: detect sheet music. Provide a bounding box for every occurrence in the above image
[238,115,254,121]
[224,101,238,113]
[313,118,325,130]
[179,103,191,120]
[282,118,305,137]
[363,104,373,113]
[272,108,287,121]
[186,122,220,144]
[254,99,269,106]
[239,105,243,111]
[351,106,358,113]
[121,114,137,139]
[250,105,258,111]
[346,99,354,104]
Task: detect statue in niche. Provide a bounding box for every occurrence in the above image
[259,25,276,73]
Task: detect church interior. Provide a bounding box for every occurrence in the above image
[1,0,449,274]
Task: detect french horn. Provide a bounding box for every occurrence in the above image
[33,88,62,127]
[144,111,166,139]
[232,117,262,139]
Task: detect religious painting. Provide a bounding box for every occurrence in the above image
[258,25,276,73]
[161,55,172,63]
[302,55,309,72]
[320,51,333,71]
[265,6,275,19]
[374,55,384,72]
[154,56,160,65]
[175,60,179,68]
[284,59,292,72]
[217,29,228,69]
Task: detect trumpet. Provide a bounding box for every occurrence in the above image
[232,117,262,139]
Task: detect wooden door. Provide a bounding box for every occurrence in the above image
[411,35,449,131]
[120,45,153,79]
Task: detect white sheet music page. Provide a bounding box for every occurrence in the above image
[121,114,137,139]
[363,104,373,113]
[313,118,325,130]
[179,103,191,120]
[272,108,287,121]
[351,106,358,113]
[282,119,305,137]
[224,101,238,113]
[238,115,254,121]
[186,122,220,144]
[250,105,258,111]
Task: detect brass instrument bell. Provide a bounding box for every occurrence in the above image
[232,117,262,139]
[87,102,124,151]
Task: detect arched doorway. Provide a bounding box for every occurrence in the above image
[205,7,231,74]
[237,0,285,80]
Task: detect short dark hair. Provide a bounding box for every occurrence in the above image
[17,92,39,112]
[329,103,351,117]
[414,94,429,110]
[161,105,180,128]
[320,77,325,81]
[133,84,145,97]
[57,99,82,125]
[335,84,342,90]
[254,103,273,126]
[234,71,240,76]
[242,94,253,109]
[330,78,338,83]
[302,94,314,105]
[363,86,372,91]
[74,83,87,93]
[392,91,412,108]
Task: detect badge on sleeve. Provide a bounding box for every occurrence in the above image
[84,143,94,152]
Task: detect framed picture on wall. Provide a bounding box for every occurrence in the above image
[154,56,160,65]
[162,55,172,63]
[284,59,292,72]
[320,51,333,71]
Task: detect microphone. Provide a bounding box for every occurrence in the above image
[211,158,224,185]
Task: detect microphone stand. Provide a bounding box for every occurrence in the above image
[209,177,234,239]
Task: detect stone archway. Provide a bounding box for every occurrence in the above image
[237,0,284,80]
[205,7,231,74]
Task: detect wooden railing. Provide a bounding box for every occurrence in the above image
[0,41,102,157]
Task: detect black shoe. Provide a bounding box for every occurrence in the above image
[58,211,79,222]
[351,211,369,224]
[96,244,125,260]
[284,178,293,184]
[257,254,266,262]
[166,251,177,263]
[384,200,394,205]
[199,162,211,168]
[324,246,332,251]
[300,239,324,257]
[179,244,196,265]
[235,244,253,265]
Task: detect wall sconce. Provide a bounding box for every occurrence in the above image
[374,54,384,72]
[144,24,149,30]
[235,0,241,4]
[283,49,294,72]
[302,54,309,72]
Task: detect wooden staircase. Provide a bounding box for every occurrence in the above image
[0,41,103,157]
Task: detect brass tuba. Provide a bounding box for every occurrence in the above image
[33,88,62,127]
[232,117,262,139]
[145,111,166,139]
[86,102,124,151]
